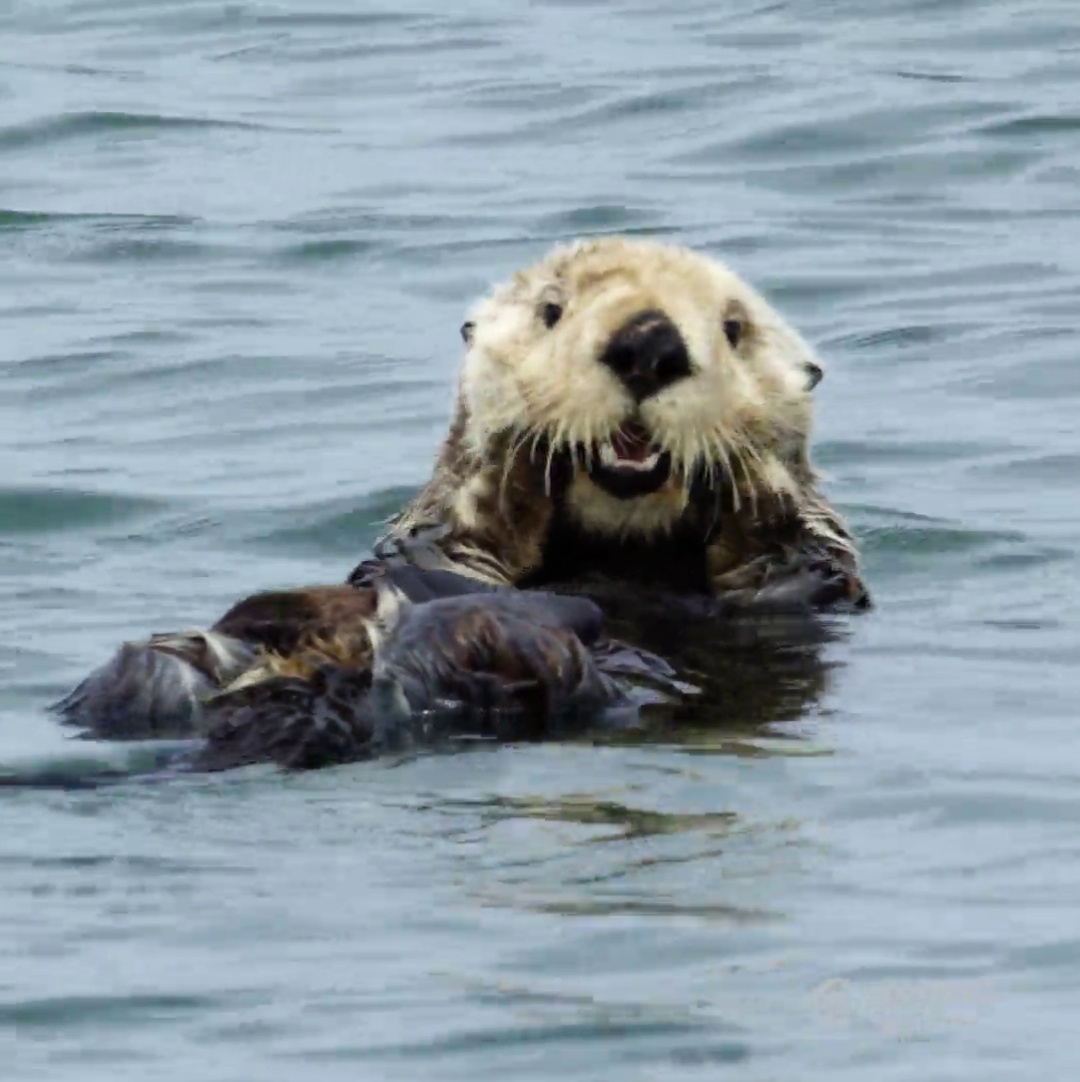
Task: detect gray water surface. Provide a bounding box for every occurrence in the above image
[2,2,1079,1078]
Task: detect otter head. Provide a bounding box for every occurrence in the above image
[457,236,825,541]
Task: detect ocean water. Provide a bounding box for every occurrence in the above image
[2,1,1078,1077]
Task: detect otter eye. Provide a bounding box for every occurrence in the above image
[805,361,824,389]
[722,318,743,349]
[541,302,563,329]
[460,321,475,345]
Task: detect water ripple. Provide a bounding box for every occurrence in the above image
[3,0,1080,1078]
[2,992,219,1028]
[0,110,271,152]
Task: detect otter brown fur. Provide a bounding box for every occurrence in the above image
[50,237,868,772]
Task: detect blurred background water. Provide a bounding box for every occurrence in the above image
[2,1,1078,1078]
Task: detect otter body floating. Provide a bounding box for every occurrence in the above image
[52,561,672,774]
[49,237,870,774]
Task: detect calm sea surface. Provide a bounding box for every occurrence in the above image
[2,1,1079,1078]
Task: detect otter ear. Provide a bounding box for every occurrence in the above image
[460,321,475,346]
[805,361,824,389]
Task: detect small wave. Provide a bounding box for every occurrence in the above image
[855,510,1027,559]
[0,110,272,153]
[0,486,166,537]
[0,991,216,1027]
[979,113,1080,139]
[240,487,417,558]
[530,203,661,234]
[272,237,383,265]
[0,208,197,234]
[0,730,195,791]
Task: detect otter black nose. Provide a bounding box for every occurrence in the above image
[599,310,691,401]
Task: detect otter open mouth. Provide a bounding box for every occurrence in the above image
[587,422,672,498]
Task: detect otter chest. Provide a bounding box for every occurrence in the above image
[524,515,710,595]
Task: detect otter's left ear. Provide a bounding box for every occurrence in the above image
[460,321,475,346]
[805,361,824,389]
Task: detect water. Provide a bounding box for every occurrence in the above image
[2,0,1078,1076]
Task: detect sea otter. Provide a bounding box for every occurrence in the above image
[51,237,869,772]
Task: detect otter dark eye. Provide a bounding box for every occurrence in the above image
[541,303,563,329]
[722,318,743,349]
[460,321,475,345]
[805,361,824,389]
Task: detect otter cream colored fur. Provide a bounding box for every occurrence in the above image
[388,236,864,605]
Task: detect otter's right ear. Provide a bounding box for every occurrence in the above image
[460,321,475,346]
[805,361,824,389]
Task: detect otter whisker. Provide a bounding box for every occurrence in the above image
[736,437,773,522]
[544,422,567,497]
[731,442,760,523]
[577,439,592,478]
[701,458,723,541]
[704,459,723,523]
[497,428,530,514]
[712,437,740,514]
[528,428,545,464]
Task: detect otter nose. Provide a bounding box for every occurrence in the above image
[599,309,691,402]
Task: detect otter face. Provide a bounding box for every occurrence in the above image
[459,237,825,538]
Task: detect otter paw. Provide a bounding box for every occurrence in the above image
[370,591,621,746]
[718,554,870,613]
[194,588,621,770]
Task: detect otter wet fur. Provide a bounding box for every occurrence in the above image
[49,236,870,776]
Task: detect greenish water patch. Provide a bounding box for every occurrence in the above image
[245,489,417,557]
[0,210,196,231]
[273,237,383,264]
[0,487,165,536]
